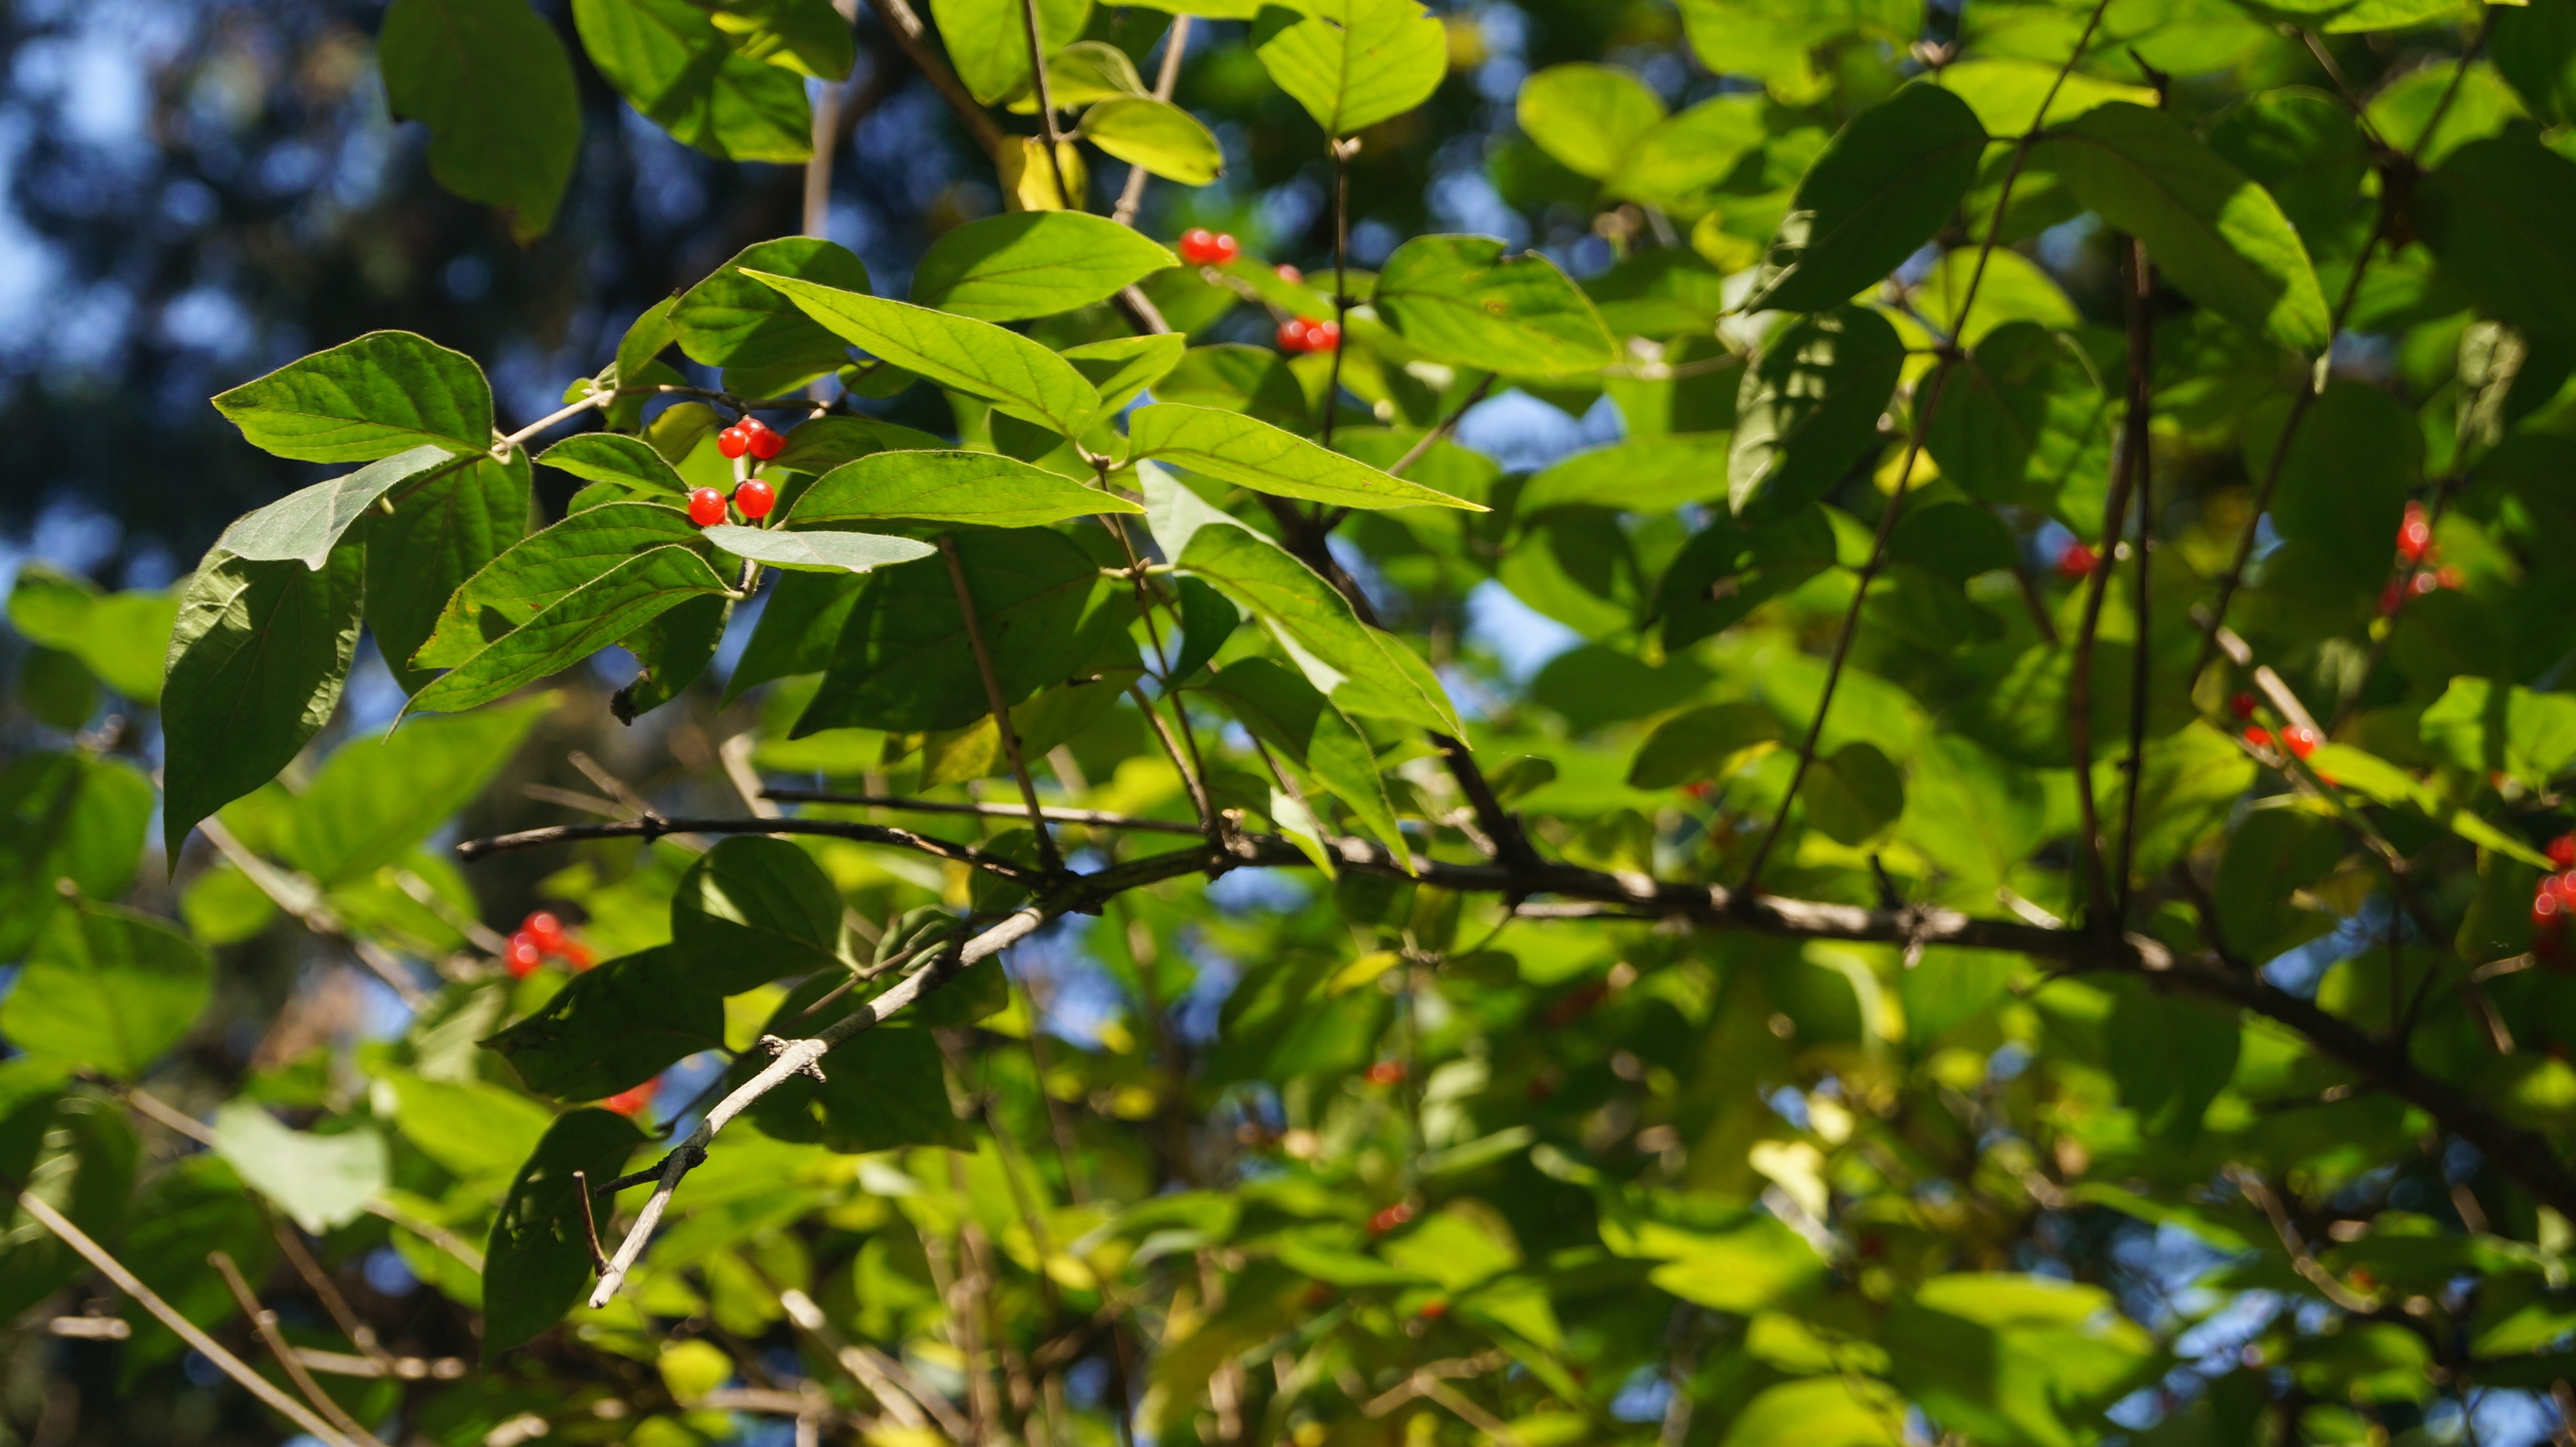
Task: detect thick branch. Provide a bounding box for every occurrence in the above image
[453,814,1044,884]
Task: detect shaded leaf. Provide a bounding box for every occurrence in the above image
[382,0,581,241]
[1745,81,1987,312]
[1374,235,1618,377]
[485,947,726,1100]
[482,1109,646,1356]
[0,898,211,1081]
[703,524,936,574]
[1128,404,1482,512]
[789,450,1141,529]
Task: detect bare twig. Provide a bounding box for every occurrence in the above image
[1017,0,1077,210]
[16,1192,360,1447]
[761,789,1203,834]
[1112,14,1192,225]
[209,1250,392,1447]
[270,1221,390,1369]
[195,815,428,1009]
[862,0,1005,155]
[1736,0,2116,892]
[2113,238,2156,915]
[1386,373,1496,480]
[455,813,1044,884]
[941,533,1063,873]
[1321,136,1358,450]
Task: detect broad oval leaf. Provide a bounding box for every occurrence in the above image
[162,547,363,850]
[213,330,493,463]
[1744,81,1988,314]
[1374,235,1619,377]
[671,835,846,989]
[1520,434,1734,515]
[1517,63,1665,180]
[673,237,871,396]
[411,544,735,714]
[382,0,581,242]
[209,1103,388,1235]
[2055,102,2331,353]
[7,565,181,704]
[367,449,534,694]
[1062,333,1187,413]
[702,524,937,574]
[283,694,556,886]
[1129,404,1482,512]
[1081,96,1226,186]
[482,1108,647,1356]
[2413,137,2576,340]
[483,948,725,1101]
[929,0,1090,105]
[218,444,463,570]
[789,449,1142,528]
[0,899,212,1081]
[1253,0,1447,137]
[910,212,1180,322]
[0,753,154,960]
[1729,306,1905,522]
[746,270,1102,437]
[1615,94,1767,214]
[538,433,689,495]
[416,501,704,669]
[571,0,810,163]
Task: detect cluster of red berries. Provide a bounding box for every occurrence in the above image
[1177,228,1240,265]
[1278,317,1340,353]
[2379,502,2462,615]
[1368,1201,1415,1234]
[2228,693,2319,759]
[504,910,592,979]
[2055,541,2099,583]
[2529,835,2576,954]
[688,478,776,527]
[716,414,783,461]
[1362,1059,1407,1086]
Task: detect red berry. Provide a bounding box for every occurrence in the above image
[1275,263,1303,284]
[733,479,776,520]
[688,488,728,527]
[2229,692,2259,721]
[602,1081,653,1118]
[2535,891,2562,931]
[1304,320,1341,352]
[505,932,544,979]
[1277,318,1312,352]
[1178,228,1218,264]
[2283,726,2321,760]
[2397,502,2432,563]
[2548,834,2574,869]
[716,426,749,460]
[2551,870,2576,904]
[738,415,771,437]
[1209,232,1240,264]
[523,911,567,954]
[2055,542,2098,582]
[1364,1060,1407,1086]
[746,425,783,461]
[1416,1300,1448,1320]
[1368,1202,1414,1234]
[2242,726,2274,750]
[2435,566,2462,590]
[2410,570,2443,597]
[561,940,595,971]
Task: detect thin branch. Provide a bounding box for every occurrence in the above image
[1320,136,1358,450]
[209,1250,392,1447]
[270,1219,392,1369]
[1386,373,1495,479]
[1736,0,2115,892]
[760,789,1204,834]
[1111,14,1191,225]
[1017,0,1077,211]
[196,815,428,1009]
[454,813,1044,885]
[862,0,1005,155]
[16,1192,362,1447]
[1129,682,1224,842]
[941,533,1063,873]
[2115,236,2158,917]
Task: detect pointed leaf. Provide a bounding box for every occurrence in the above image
[411,545,734,714]
[1745,82,1987,312]
[1515,63,1665,180]
[0,899,212,1081]
[1374,235,1619,377]
[911,211,1180,321]
[1062,333,1186,412]
[213,330,493,463]
[571,0,810,162]
[382,0,581,241]
[482,1108,646,1356]
[538,433,691,495]
[788,449,1141,528]
[217,444,464,570]
[1253,0,1446,137]
[484,948,726,1100]
[928,0,1090,105]
[1128,403,1483,512]
[673,237,871,392]
[1080,97,1226,185]
[1520,434,1733,515]
[746,270,1102,436]
[367,449,533,694]
[1729,306,1905,522]
[209,1103,388,1235]
[416,501,704,669]
[672,836,846,990]
[1204,657,1410,863]
[703,524,937,573]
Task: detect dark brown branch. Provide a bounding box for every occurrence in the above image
[2113,236,2157,917]
[1017,0,1076,210]
[862,0,1005,155]
[208,1250,390,1447]
[760,790,1205,835]
[453,815,1045,885]
[943,534,1064,873]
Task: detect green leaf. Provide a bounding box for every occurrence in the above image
[1515,63,1665,180]
[217,444,464,570]
[112,1155,270,1373]
[2247,380,2418,588]
[411,544,735,715]
[0,898,212,1081]
[482,1108,646,1356]
[1204,658,1409,862]
[284,695,555,886]
[1729,306,1905,522]
[2495,1,2576,126]
[1128,404,1482,512]
[1081,98,1226,185]
[1896,733,2045,892]
[927,0,1089,105]
[212,330,493,463]
[769,415,951,474]
[1912,247,2078,348]
[2098,722,2259,885]
[671,836,851,991]
[2420,676,2576,789]
[746,270,1103,437]
[735,980,968,1149]
[789,449,1139,528]
[1154,344,1312,430]
[2364,59,2521,166]
[1938,57,2154,135]
[1655,507,1838,650]
[1628,702,1782,790]
[1253,0,1447,137]
[162,547,364,852]
[0,753,154,959]
[1020,40,1145,109]
[612,591,729,722]
[1062,333,1187,413]
[2054,102,2331,353]
[1806,740,1905,844]
[484,947,726,1100]
[538,435,688,496]
[911,212,1179,322]
[1923,321,2110,507]
[6,563,180,704]
[1373,235,1618,377]
[1715,1378,1904,1447]
[1519,434,1733,515]
[377,1070,557,1183]
[2105,984,2239,1146]
[381,0,581,241]
[703,524,936,574]
[209,1102,388,1235]
[1613,94,1767,214]
[571,0,811,162]
[726,570,861,700]
[1884,1275,2160,1447]
[0,1092,133,1321]
[1745,81,1987,313]
[674,238,871,397]
[1145,468,1462,735]
[712,0,858,80]
[416,501,705,669]
[796,526,1127,732]
[367,449,533,694]
[2213,805,2346,962]
[2413,138,2576,340]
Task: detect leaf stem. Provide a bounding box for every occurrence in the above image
[1321,136,1355,451]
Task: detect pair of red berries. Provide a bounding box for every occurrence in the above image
[2226,693,2318,759]
[505,910,592,979]
[1362,1059,1407,1086]
[1368,1201,1415,1234]
[1177,228,1240,265]
[716,415,783,461]
[1278,317,1340,354]
[689,480,775,527]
